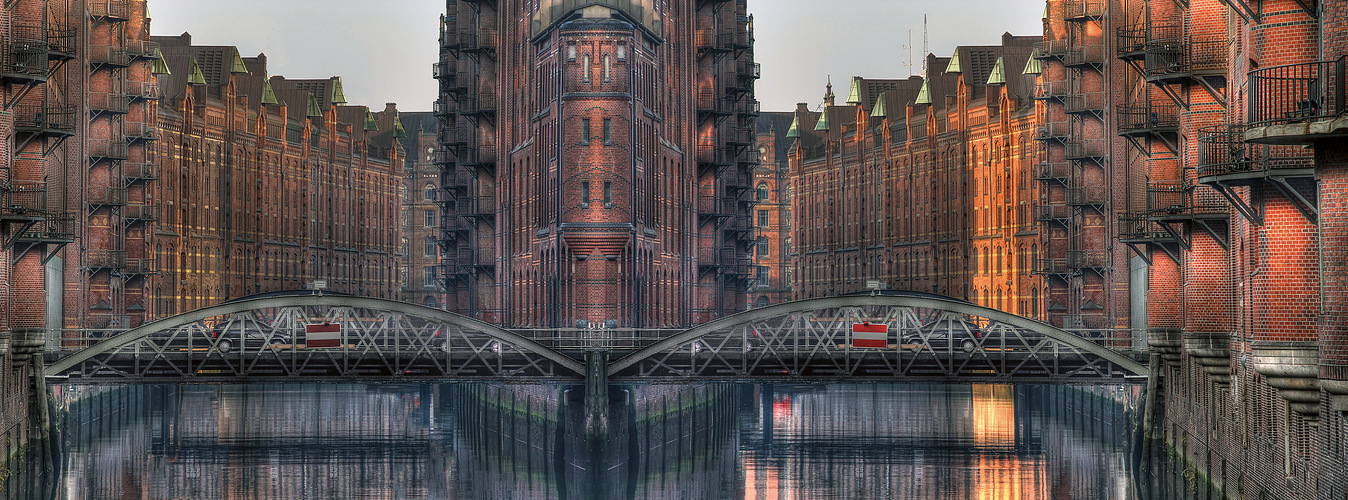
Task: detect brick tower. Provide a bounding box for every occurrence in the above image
[435,0,758,329]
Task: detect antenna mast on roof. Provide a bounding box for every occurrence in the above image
[922,14,928,76]
[903,29,912,77]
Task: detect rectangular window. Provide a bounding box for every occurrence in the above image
[757,266,770,289]
[581,118,591,145]
[758,210,769,227]
[424,238,436,257]
[423,266,436,289]
[424,209,435,227]
[581,181,591,207]
[756,238,769,258]
[603,181,612,208]
[602,118,612,144]
[582,55,591,82]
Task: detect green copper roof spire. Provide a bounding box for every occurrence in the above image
[260,76,279,105]
[813,106,830,132]
[1023,53,1044,75]
[945,50,963,73]
[393,111,408,138]
[986,56,1007,85]
[915,78,932,105]
[364,110,379,131]
[151,50,171,75]
[870,93,888,118]
[186,57,207,85]
[330,76,348,105]
[785,113,801,138]
[306,92,323,118]
[845,76,863,105]
[230,51,248,73]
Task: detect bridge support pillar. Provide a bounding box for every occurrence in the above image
[584,350,609,438]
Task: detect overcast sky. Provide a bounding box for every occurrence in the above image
[150,0,1045,113]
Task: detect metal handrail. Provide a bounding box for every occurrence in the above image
[1248,56,1346,127]
[1197,124,1315,177]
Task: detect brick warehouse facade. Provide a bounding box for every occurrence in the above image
[1043,0,1348,497]
[786,35,1047,321]
[398,111,447,308]
[435,0,758,329]
[750,110,794,307]
[149,33,403,317]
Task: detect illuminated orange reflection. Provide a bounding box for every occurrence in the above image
[973,384,1025,499]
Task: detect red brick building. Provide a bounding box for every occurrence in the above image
[149,33,402,317]
[397,111,446,308]
[1048,0,1348,496]
[435,0,758,329]
[787,35,1045,319]
[750,111,795,307]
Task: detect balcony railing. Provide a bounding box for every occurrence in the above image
[124,122,157,141]
[13,102,77,135]
[1068,250,1107,269]
[1065,139,1105,160]
[123,204,158,222]
[1065,0,1105,20]
[431,148,454,166]
[1035,121,1069,141]
[460,144,497,165]
[89,0,129,20]
[15,211,75,242]
[90,92,130,114]
[126,81,159,100]
[1117,103,1179,136]
[87,186,128,207]
[1033,40,1069,59]
[1035,203,1072,223]
[1035,258,1072,276]
[1145,37,1228,80]
[1067,185,1106,206]
[1064,46,1105,67]
[89,46,131,67]
[1,26,49,80]
[89,139,129,160]
[1197,124,1315,178]
[1146,182,1227,219]
[1034,80,1069,100]
[1,182,47,218]
[123,162,158,181]
[1116,25,1148,58]
[697,92,736,115]
[1118,213,1172,242]
[87,250,127,270]
[458,93,497,114]
[1034,161,1071,181]
[1064,91,1105,114]
[124,258,156,275]
[698,196,740,217]
[1247,56,1346,128]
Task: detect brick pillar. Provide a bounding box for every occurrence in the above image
[1318,142,1348,403]
[1249,191,1321,419]
[1148,255,1183,367]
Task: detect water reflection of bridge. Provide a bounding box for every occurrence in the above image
[26,382,1142,499]
[44,293,1147,385]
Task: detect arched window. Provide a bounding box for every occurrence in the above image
[756,183,770,201]
[1031,288,1039,318]
[424,295,439,309]
[755,296,770,309]
[424,183,436,201]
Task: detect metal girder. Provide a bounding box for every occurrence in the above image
[1267,175,1319,225]
[47,294,1148,386]
[47,295,585,381]
[607,295,1147,381]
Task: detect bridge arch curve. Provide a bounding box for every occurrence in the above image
[610,294,1146,380]
[48,295,585,379]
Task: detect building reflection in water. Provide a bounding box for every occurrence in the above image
[21,382,1148,499]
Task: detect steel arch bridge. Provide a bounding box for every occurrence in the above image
[45,294,1147,384]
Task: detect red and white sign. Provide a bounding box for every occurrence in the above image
[851,322,888,348]
[305,322,342,348]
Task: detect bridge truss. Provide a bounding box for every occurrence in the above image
[46,294,1147,384]
[47,296,585,383]
[605,296,1147,383]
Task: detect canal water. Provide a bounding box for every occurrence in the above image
[0,381,1205,499]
